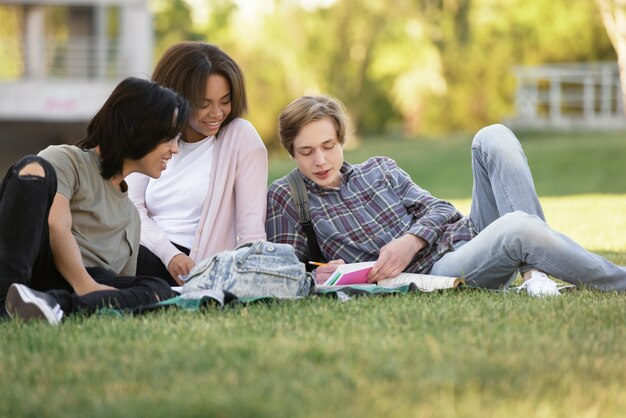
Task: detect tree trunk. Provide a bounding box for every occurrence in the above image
[595,0,626,115]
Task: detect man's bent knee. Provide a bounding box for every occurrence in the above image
[497,211,549,241]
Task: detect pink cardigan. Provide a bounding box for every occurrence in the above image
[127,118,268,267]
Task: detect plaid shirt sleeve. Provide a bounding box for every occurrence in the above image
[265,179,309,261]
[384,158,464,247]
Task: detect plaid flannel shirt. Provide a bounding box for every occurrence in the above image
[266,157,476,273]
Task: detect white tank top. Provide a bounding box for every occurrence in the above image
[145,136,215,248]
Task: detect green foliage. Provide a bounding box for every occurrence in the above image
[410,0,616,134]
[147,0,616,144]
[151,0,205,59]
[0,6,23,79]
[1,1,619,150]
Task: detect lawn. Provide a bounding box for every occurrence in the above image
[269,128,626,199]
[2,130,626,418]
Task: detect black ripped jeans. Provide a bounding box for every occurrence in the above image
[0,156,176,317]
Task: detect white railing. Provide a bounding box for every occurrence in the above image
[0,36,121,80]
[512,62,625,129]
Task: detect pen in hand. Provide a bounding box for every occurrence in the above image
[308,261,328,266]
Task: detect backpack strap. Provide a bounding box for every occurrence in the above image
[285,168,326,265]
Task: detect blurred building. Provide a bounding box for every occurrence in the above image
[0,0,152,156]
[510,62,626,130]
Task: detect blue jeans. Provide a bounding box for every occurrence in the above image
[430,124,626,291]
[0,156,175,316]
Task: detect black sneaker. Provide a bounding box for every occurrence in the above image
[5,283,64,325]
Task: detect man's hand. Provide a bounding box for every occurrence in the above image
[168,254,195,285]
[368,234,427,283]
[314,259,346,284]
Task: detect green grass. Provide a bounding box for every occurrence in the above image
[269,129,626,199]
[3,289,626,417]
[3,130,626,418]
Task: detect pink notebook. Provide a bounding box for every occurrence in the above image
[323,262,375,285]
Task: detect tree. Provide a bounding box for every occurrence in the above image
[227,0,418,142]
[0,6,23,79]
[595,0,626,115]
[152,0,206,60]
[150,0,620,144]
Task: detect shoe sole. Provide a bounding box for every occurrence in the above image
[5,284,62,325]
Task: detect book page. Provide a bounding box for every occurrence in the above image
[377,273,464,292]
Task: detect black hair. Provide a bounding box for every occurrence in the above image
[77,77,190,179]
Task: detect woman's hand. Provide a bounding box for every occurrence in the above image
[315,259,345,284]
[73,281,117,296]
[168,254,195,285]
[368,234,427,283]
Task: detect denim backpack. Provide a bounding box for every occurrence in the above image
[181,240,314,300]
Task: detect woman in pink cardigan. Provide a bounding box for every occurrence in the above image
[127,42,268,285]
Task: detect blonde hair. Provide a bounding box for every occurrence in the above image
[278,96,349,156]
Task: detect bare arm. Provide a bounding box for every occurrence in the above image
[48,193,115,295]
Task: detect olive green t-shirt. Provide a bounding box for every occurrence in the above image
[38,145,140,276]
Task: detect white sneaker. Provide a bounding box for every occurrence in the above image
[518,273,561,297]
[5,283,64,325]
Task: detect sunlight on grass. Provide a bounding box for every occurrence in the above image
[450,194,626,253]
[543,195,626,253]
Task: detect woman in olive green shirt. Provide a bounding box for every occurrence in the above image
[1,77,189,324]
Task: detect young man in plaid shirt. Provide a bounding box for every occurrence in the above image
[266,95,626,297]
